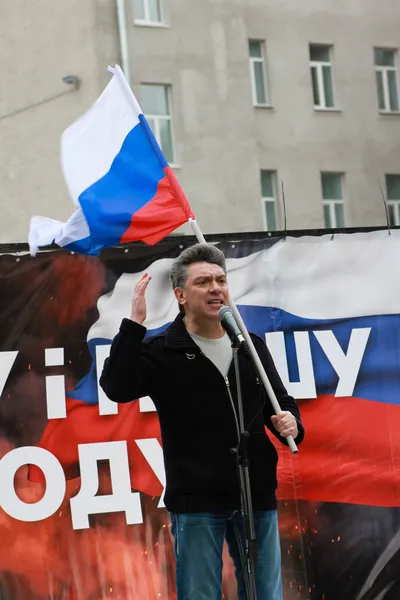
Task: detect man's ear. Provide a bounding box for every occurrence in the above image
[173,287,185,307]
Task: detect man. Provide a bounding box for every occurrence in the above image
[100,243,304,600]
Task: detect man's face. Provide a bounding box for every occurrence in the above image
[174,262,229,321]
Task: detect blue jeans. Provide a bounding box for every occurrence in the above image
[170,510,283,600]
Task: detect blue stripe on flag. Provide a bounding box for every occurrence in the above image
[239,305,400,406]
[78,121,167,247]
[71,307,400,408]
[64,236,105,256]
[138,114,168,168]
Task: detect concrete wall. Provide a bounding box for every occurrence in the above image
[1,0,399,241]
[0,0,119,242]
[246,0,400,229]
[128,0,400,232]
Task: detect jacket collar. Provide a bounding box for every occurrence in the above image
[165,314,199,350]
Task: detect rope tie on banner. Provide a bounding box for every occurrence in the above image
[280,181,287,242]
[379,182,391,236]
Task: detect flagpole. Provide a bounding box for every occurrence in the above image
[189,218,298,454]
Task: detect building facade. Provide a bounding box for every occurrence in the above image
[1,0,400,242]
[0,0,120,243]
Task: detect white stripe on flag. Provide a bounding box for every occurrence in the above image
[87,230,400,341]
[61,73,141,205]
[29,209,90,256]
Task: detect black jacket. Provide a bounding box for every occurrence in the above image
[100,314,304,513]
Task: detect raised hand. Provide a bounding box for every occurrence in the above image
[130,272,152,325]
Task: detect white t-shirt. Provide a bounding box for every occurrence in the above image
[189,331,233,377]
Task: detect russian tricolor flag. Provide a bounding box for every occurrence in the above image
[29,66,194,255]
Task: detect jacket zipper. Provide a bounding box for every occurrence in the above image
[197,350,241,444]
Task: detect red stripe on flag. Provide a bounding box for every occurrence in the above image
[31,394,400,508]
[274,395,400,507]
[29,398,163,498]
[120,167,194,246]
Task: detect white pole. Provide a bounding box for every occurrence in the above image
[189,218,298,454]
[116,0,131,84]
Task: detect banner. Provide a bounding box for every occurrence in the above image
[0,230,399,600]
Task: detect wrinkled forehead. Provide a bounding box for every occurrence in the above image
[186,261,226,282]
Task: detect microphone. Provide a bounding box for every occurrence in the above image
[219,306,246,346]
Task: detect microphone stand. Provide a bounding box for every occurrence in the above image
[231,340,258,600]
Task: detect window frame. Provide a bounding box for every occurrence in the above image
[249,40,270,107]
[309,44,336,110]
[321,172,346,229]
[133,0,165,26]
[260,170,279,231]
[140,83,176,165]
[386,174,400,225]
[374,48,400,114]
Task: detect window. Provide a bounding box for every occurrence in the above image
[310,44,335,109]
[249,40,269,106]
[374,48,399,113]
[260,170,278,230]
[386,174,400,225]
[133,0,163,24]
[140,84,175,164]
[321,172,345,228]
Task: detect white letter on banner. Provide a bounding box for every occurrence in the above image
[70,441,142,530]
[0,351,18,395]
[0,447,66,521]
[139,396,156,412]
[45,348,66,419]
[95,345,118,415]
[314,328,371,397]
[266,332,317,399]
[135,439,166,507]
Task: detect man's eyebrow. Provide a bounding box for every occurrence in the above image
[193,274,226,282]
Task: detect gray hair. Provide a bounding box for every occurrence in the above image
[170,243,226,290]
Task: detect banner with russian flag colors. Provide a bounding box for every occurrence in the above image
[28,66,194,256]
[1,229,399,600]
